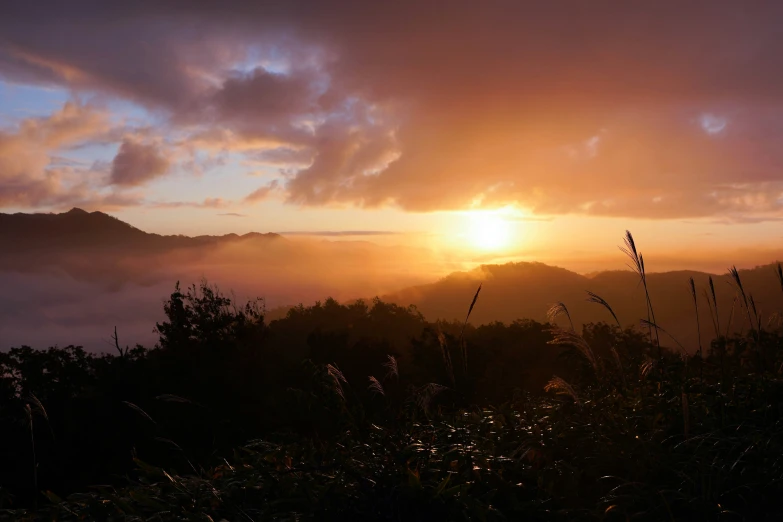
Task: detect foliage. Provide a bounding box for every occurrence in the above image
[2,248,783,520]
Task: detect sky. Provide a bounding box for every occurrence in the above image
[3,1,783,273]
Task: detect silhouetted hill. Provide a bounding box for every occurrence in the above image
[3,209,782,354]
[0,208,281,253]
[0,209,435,349]
[384,261,783,353]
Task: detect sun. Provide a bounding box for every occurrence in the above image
[467,212,512,250]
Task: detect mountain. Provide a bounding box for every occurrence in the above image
[0,208,283,283]
[2,208,781,353]
[0,209,434,350]
[383,261,783,353]
[0,208,281,254]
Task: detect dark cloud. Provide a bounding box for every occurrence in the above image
[110,139,171,187]
[3,2,783,219]
[212,67,318,123]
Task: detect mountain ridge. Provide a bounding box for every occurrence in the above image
[380,259,783,353]
[0,208,282,252]
[3,208,783,353]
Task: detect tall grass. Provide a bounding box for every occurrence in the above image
[620,231,660,358]
[548,329,600,377]
[6,230,783,521]
[585,291,620,327]
[543,375,579,403]
[702,276,720,339]
[777,262,783,293]
[459,283,482,373]
[367,376,385,396]
[709,276,720,335]
[23,404,36,509]
[383,355,398,380]
[729,266,756,336]
[547,302,575,331]
[688,277,703,360]
[689,277,703,379]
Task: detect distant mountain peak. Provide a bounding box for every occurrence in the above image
[0,207,281,253]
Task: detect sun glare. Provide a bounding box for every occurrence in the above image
[467,212,512,250]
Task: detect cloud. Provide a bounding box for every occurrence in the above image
[149,197,229,209]
[246,146,314,168]
[219,212,247,217]
[4,3,783,219]
[211,67,318,123]
[282,105,402,206]
[245,179,280,203]
[0,228,441,350]
[506,216,554,223]
[0,101,141,208]
[110,138,171,187]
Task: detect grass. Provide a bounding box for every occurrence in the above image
[621,230,661,357]
[7,370,783,521]
[2,231,783,520]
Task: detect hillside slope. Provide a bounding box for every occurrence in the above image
[384,261,783,353]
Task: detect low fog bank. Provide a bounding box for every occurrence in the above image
[5,227,783,354]
[0,272,166,351]
[0,237,442,351]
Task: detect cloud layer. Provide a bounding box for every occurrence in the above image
[0,101,140,208]
[110,139,171,187]
[3,2,783,219]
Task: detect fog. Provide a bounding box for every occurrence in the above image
[0,237,446,351]
[4,214,783,353]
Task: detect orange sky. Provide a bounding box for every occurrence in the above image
[2,2,783,273]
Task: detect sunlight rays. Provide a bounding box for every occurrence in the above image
[468,211,512,250]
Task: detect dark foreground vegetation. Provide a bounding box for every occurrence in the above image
[2,233,783,521]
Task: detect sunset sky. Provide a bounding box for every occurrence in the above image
[3,2,783,272]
